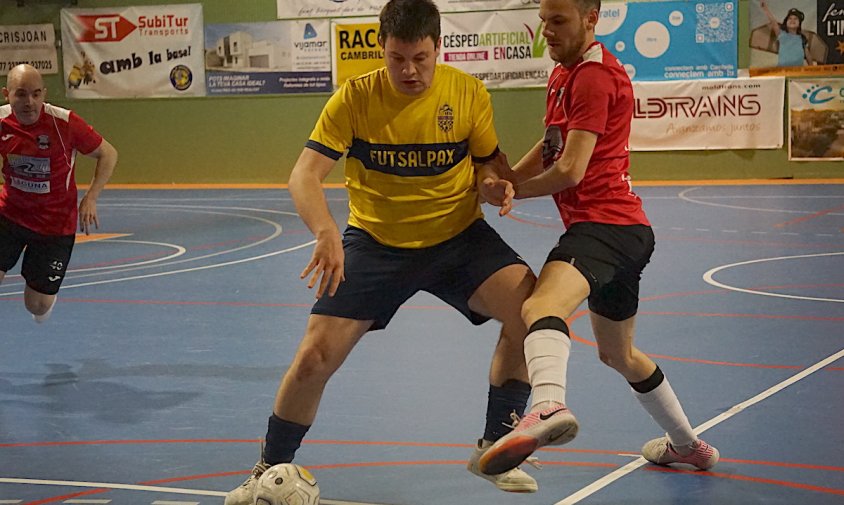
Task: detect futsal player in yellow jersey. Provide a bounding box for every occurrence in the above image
[225,0,541,502]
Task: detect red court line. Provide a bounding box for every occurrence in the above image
[646,466,844,496]
[567,309,844,371]
[774,202,844,228]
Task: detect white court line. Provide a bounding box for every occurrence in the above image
[151,501,197,505]
[703,252,844,303]
[64,500,112,504]
[554,347,844,505]
[677,188,844,215]
[0,478,394,505]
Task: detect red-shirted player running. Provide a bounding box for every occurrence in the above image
[0,64,118,323]
[478,0,719,478]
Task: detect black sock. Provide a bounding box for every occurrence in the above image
[263,414,311,465]
[483,379,531,442]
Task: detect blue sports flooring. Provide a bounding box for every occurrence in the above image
[1,183,842,505]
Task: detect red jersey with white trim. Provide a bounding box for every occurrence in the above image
[543,42,649,228]
[0,103,102,236]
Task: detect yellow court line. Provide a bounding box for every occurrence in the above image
[82,179,844,190]
[75,233,130,243]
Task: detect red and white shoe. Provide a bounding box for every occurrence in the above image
[642,436,720,470]
[478,404,579,476]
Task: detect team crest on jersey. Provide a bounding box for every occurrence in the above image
[437,103,454,132]
[37,135,50,150]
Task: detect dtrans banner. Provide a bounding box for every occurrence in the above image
[348,139,469,177]
[0,24,58,75]
[60,4,205,98]
[278,0,539,19]
[332,19,383,86]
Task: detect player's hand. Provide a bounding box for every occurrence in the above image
[300,232,345,298]
[78,195,99,235]
[480,177,515,216]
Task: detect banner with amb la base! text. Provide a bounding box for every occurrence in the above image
[60,4,205,98]
[630,77,785,151]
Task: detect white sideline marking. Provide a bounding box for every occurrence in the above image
[0,478,394,505]
[553,347,844,505]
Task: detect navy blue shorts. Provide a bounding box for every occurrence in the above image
[0,215,75,295]
[312,219,527,330]
[546,222,654,321]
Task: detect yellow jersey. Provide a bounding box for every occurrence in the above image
[306,64,499,248]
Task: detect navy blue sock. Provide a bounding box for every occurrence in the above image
[483,379,531,442]
[263,414,311,465]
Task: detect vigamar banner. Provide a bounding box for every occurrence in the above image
[278,0,539,19]
[205,21,332,95]
[0,24,59,75]
[630,77,785,151]
[597,0,737,81]
[60,4,205,98]
[788,78,844,160]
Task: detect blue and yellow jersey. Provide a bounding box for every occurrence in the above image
[306,64,499,248]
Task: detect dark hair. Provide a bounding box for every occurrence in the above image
[378,0,440,45]
[575,0,601,14]
[780,8,807,47]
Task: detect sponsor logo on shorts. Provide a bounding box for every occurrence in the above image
[48,275,62,282]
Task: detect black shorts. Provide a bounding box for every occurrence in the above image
[546,222,654,321]
[312,219,528,330]
[0,215,75,295]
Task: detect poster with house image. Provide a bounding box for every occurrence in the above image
[205,20,331,94]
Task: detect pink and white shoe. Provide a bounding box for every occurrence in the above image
[642,436,720,470]
[478,404,579,476]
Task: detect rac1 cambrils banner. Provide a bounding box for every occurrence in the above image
[630,77,785,151]
[277,0,539,19]
[60,4,205,98]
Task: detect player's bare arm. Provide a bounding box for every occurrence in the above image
[515,129,597,199]
[288,147,345,298]
[78,139,118,235]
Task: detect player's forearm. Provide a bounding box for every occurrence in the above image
[515,160,579,199]
[85,140,118,200]
[288,168,339,240]
[510,139,545,184]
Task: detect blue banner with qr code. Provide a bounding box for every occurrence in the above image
[596,0,737,81]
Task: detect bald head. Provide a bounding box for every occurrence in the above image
[3,63,46,125]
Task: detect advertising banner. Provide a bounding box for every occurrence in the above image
[278,0,539,19]
[332,19,383,87]
[749,0,844,76]
[205,21,331,95]
[788,78,844,160]
[332,10,552,89]
[439,10,552,88]
[60,4,205,98]
[597,0,737,81]
[630,77,785,151]
[0,24,58,75]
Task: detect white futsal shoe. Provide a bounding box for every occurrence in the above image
[467,439,538,493]
[224,459,271,505]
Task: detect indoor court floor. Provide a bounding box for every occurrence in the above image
[1,181,842,505]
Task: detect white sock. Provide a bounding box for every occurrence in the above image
[632,377,697,447]
[525,329,571,410]
[32,297,57,324]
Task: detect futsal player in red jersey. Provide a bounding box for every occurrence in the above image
[0,64,118,322]
[479,0,720,477]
